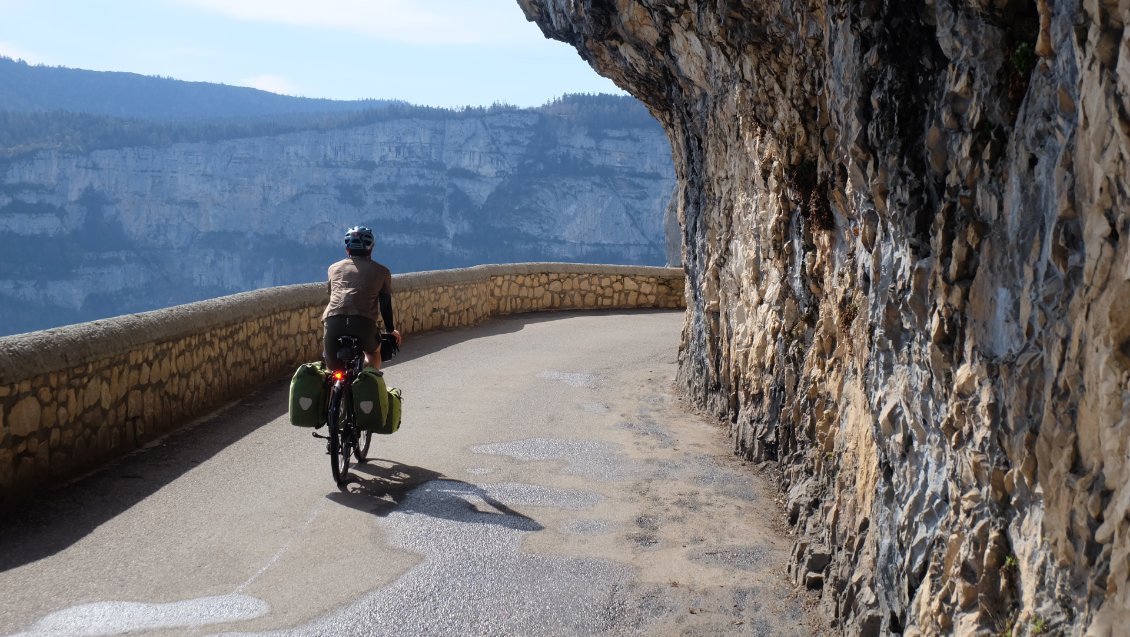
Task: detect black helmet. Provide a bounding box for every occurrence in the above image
[344,226,374,253]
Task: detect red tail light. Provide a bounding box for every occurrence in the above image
[333,371,345,381]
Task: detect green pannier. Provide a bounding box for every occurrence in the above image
[288,361,329,427]
[383,387,403,435]
[352,367,390,433]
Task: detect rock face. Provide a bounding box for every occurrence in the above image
[520,0,1130,634]
[0,99,674,335]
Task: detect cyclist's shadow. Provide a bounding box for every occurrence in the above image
[327,459,543,531]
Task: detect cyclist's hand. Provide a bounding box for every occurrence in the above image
[392,329,402,346]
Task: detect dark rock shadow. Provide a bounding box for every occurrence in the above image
[328,460,542,532]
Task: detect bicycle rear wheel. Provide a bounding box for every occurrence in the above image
[354,428,372,462]
[327,385,351,485]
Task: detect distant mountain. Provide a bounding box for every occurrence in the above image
[0,64,676,336]
[0,56,394,121]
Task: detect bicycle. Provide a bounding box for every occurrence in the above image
[313,335,373,485]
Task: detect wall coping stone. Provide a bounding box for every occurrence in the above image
[0,263,683,383]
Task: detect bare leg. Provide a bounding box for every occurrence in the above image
[364,351,381,370]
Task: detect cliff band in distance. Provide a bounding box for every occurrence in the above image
[0,94,675,335]
[519,0,1130,635]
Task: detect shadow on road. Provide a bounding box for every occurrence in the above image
[0,380,289,573]
[329,460,543,531]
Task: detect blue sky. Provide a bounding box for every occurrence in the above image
[0,0,625,107]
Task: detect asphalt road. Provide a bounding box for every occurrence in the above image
[0,310,820,637]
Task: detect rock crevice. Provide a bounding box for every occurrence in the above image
[520,0,1130,634]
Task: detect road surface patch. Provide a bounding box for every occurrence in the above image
[471,437,633,481]
[536,370,600,388]
[9,595,269,637]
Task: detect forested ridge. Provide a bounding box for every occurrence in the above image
[0,57,655,159]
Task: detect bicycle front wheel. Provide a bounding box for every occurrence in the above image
[327,385,350,485]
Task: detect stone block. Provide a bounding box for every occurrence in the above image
[74,433,90,459]
[14,456,35,487]
[0,448,13,489]
[83,378,101,409]
[9,396,41,437]
[34,442,50,473]
[100,379,112,410]
[144,391,157,423]
[127,390,142,420]
[49,451,71,477]
[111,368,123,400]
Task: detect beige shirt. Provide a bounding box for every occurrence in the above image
[321,257,393,323]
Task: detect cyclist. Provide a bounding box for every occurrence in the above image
[322,226,402,370]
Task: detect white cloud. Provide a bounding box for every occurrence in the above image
[240,74,301,96]
[169,0,545,45]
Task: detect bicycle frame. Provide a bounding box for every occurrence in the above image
[323,336,368,486]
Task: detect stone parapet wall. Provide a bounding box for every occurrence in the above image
[0,263,684,504]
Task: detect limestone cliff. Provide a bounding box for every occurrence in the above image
[519,0,1130,634]
[0,98,674,335]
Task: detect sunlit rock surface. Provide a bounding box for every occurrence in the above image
[520,0,1130,634]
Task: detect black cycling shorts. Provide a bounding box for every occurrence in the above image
[323,314,378,368]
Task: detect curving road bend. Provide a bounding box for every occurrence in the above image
[0,311,821,637]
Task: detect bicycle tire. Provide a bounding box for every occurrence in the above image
[354,427,372,462]
[327,384,350,485]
